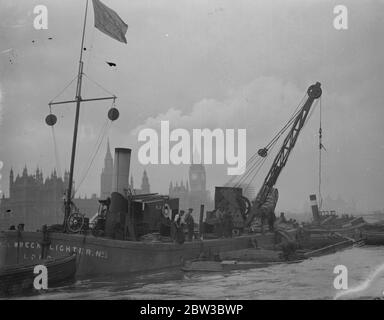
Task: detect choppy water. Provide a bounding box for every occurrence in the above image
[8,246,384,300]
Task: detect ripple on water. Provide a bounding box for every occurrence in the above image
[7,246,384,300]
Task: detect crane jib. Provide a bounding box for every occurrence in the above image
[247,82,322,225]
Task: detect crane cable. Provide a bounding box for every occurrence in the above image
[233,157,264,188]
[234,133,281,189]
[242,131,281,192]
[244,97,320,195]
[226,93,308,188]
[264,93,307,150]
[318,97,323,210]
[225,152,260,187]
[244,152,268,193]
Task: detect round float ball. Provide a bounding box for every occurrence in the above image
[108,107,119,121]
[257,148,268,158]
[45,114,57,126]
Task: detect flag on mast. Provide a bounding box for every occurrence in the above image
[92,0,128,43]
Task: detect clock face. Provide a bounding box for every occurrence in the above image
[191,173,198,180]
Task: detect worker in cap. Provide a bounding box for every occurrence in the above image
[184,208,195,241]
[173,210,185,244]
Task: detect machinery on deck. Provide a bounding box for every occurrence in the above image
[207,82,322,234]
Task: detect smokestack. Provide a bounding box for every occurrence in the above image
[310,194,320,224]
[106,148,132,239]
[112,148,131,196]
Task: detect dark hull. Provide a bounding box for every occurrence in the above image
[181,239,360,273]
[182,259,306,272]
[362,232,384,245]
[303,223,367,243]
[0,229,354,279]
[0,231,275,278]
[0,254,76,297]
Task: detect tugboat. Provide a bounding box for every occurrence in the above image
[0,80,324,277]
[0,1,344,278]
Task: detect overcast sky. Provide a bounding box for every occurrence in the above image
[0,0,383,213]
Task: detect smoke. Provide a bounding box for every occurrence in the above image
[131,77,303,139]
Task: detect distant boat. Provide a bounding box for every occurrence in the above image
[361,223,384,245]
[0,254,76,297]
[181,239,363,273]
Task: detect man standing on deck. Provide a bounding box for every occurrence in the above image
[173,210,185,244]
[277,212,287,224]
[184,208,195,241]
[249,186,279,234]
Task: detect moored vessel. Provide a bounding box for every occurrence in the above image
[0,254,76,297]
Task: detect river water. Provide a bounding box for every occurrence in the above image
[8,246,384,300]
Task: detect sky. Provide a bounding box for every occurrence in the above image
[0,0,383,213]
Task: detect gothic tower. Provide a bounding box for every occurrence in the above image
[141,170,150,194]
[9,168,14,198]
[100,140,114,199]
[189,164,206,192]
[189,146,206,192]
[188,147,208,216]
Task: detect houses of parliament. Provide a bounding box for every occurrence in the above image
[0,141,213,230]
[0,142,151,231]
[169,162,213,219]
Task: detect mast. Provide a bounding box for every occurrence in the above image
[46,0,119,232]
[65,0,89,229]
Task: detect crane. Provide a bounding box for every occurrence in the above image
[244,81,322,226]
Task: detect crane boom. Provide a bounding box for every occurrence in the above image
[245,82,322,226]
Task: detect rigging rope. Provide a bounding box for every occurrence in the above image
[74,119,112,195]
[50,125,62,178]
[48,72,117,195]
[75,120,109,189]
[72,72,117,193]
[85,24,96,74]
[83,73,116,97]
[48,73,80,179]
[49,74,79,103]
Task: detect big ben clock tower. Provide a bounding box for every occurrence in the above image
[189,147,206,192]
[188,163,208,218]
[169,154,212,217]
[187,148,209,217]
[189,163,206,192]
